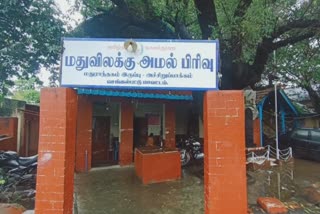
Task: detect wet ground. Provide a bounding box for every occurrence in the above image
[247,159,320,213]
[74,159,320,214]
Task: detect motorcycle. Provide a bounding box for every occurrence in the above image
[0,151,38,175]
[178,136,204,166]
[0,151,38,192]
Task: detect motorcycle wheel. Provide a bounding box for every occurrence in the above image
[181,150,191,167]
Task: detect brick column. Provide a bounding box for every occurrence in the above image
[165,103,176,149]
[119,101,133,166]
[203,91,247,214]
[35,88,77,214]
[75,95,92,172]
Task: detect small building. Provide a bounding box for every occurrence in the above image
[0,98,39,156]
[34,38,249,214]
[255,88,299,146]
[254,87,319,147]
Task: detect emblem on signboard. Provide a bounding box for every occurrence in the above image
[124,39,138,53]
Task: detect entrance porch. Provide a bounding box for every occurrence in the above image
[35,88,247,214]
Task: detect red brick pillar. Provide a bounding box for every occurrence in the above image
[203,91,247,214]
[165,103,176,149]
[253,118,261,147]
[35,88,77,214]
[119,101,134,165]
[75,95,92,172]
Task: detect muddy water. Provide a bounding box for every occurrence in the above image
[74,165,204,214]
[247,159,320,213]
[75,159,320,214]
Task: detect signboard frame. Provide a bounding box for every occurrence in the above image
[60,38,219,91]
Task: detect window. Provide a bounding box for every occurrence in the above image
[293,129,309,140]
[310,130,320,142]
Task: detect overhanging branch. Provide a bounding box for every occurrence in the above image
[271,32,316,50]
[234,0,253,18]
[273,19,320,37]
[250,18,320,80]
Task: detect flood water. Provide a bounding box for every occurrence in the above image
[248,159,320,213]
[74,165,204,214]
[74,159,320,214]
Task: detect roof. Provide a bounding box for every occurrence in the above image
[256,88,274,103]
[257,88,299,116]
[284,88,310,102]
[77,88,193,100]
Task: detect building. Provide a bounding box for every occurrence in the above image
[74,88,195,169]
[0,98,39,156]
[34,38,248,214]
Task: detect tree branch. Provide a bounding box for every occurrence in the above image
[271,32,316,50]
[273,19,320,37]
[233,0,253,18]
[248,18,320,83]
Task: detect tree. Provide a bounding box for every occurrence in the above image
[11,77,41,104]
[270,39,320,113]
[0,0,65,95]
[71,0,320,90]
[194,0,320,89]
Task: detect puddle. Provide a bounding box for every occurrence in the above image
[248,159,320,213]
[74,165,204,214]
[75,159,320,213]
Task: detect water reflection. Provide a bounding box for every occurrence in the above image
[248,159,320,205]
[263,164,296,201]
[247,162,297,203]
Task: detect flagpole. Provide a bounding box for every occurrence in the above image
[275,83,279,160]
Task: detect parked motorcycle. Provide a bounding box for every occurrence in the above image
[0,151,38,190]
[0,151,38,174]
[178,136,204,166]
[0,151,37,204]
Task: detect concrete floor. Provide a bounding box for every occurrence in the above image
[74,159,320,214]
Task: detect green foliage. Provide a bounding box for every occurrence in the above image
[69,0,320,89]
[11,78,41,104]
[240,1,277,63]
[12,90,40,104]
[75,0,320,64]
[0,98,26,116]
[272,39,320,89]
[73,0,201,38]
[0,0,65,95]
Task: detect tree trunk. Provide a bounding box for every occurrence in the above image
[193,0,218,39]
[220,50,261,90]
[220,51,234,89]
[305,86,320,113]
